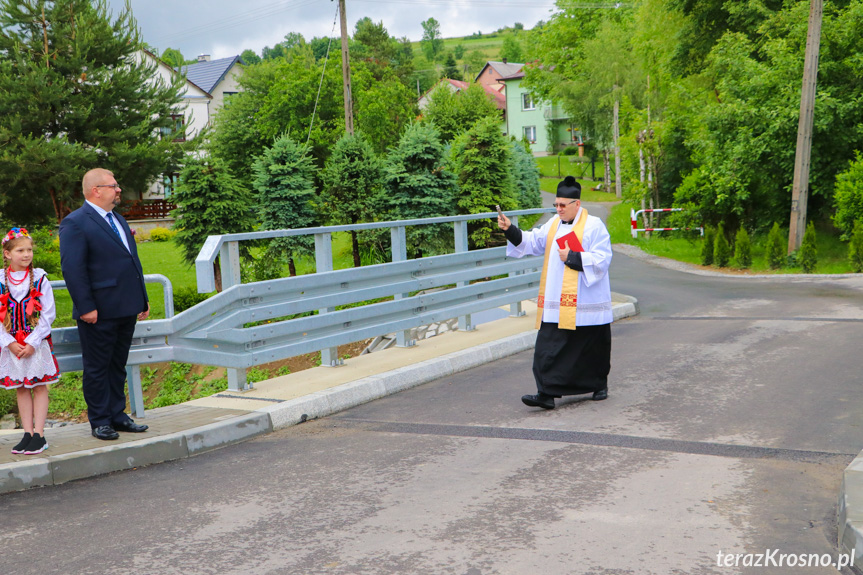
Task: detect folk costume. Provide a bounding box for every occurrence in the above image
[504,177,613,408]
[0,267,59,390]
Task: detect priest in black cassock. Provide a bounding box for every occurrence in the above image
[497,176,613,410]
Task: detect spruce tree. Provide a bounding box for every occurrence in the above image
[799,221,818,273]
[700,227,715,266]
[767,223,786,270]
[172,158,255,290]
[713,223,731,267]
[849,220,863,273]
[252,135,320,276]
[0,0,188,224]
[510,139,542,210]
[733,227,752,269]
[321,132,383,267]
[381,123,458,257]
[450,117,519,248]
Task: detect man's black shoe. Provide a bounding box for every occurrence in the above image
[592,388,608,401]
[113,419,148,433]
[521,393,555,410]
[92,425,119,440]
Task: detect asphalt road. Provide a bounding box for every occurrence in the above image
[3,248,863,575]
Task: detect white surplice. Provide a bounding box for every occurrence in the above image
[506,209,613,326]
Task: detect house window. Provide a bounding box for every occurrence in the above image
[522,93,535,111]
[161,114,186,142]
[571,125,581,142]
[163,173,180,198]
[524,126,537,143]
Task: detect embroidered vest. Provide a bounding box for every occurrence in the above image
[0,272,45,345]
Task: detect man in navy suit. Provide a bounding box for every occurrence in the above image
[60,168,151,440]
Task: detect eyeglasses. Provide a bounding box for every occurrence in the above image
[553,200,577,209]
[95,184,121,190]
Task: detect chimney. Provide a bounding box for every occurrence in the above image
[197,54,211,62]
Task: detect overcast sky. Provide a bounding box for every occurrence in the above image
[104,0,558,60]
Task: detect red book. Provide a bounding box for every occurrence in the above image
[556,231,584,252]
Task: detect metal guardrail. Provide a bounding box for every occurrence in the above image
[50,209,554,418]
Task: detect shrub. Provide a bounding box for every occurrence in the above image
[849,220,863,273]
[733,227,752,268]
[799,221,818,273]
[833,152,863,239]
[133,229,151,243]
[560,146,580,156]
[246,367,271,384]
[149,227,175,242]
[713,223,731,267]
[0,389,16,419]
[27,225,62,277]
[766,223,786,270]
[700,227,715,266]
[173,286,212,313]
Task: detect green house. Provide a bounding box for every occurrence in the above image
[498,68,582,156]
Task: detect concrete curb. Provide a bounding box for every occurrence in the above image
[1,411,272,493]
[839,453,863,570]
[1,300,638,494]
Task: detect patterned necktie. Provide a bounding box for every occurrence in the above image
[106,212,122,239]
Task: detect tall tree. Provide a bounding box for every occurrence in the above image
[172,158,255,291]
[420,17,444,62]
[381,123,458,256]
[499,35,524,63]
[354,67,418,153]
[252,135,320,276]
[0,0,188,224]
[161,47,186,69]
[450,117,519,247]
[320,133,384,267]
[442,52,462,81]
[509,139,542,210]
[422,83,500,141]
[240,48,261,65]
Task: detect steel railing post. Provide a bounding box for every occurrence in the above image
[507,215,526,318]
[315,232,343,367]
[454,221,474,332]
[391,226,415,347]
[219,240,241,290]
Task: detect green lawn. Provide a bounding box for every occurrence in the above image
[608,202,858,274]
[536,155,608,180]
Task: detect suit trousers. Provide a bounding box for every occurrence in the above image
[77,315,137,428]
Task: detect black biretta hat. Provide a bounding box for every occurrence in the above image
[556,176,581,199]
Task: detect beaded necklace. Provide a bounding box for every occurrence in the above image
[6,267,28,286]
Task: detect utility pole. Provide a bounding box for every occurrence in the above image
[613,85,621,199]
[336,0,354,134]
[788,0,823,253]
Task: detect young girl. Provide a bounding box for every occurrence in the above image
[1,228,59,455]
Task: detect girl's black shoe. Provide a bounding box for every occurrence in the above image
[23,433,47,455]
[11,432,32,454]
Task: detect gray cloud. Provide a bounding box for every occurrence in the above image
[105,0,556,59]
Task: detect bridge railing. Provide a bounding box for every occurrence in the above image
[51,209,554,417]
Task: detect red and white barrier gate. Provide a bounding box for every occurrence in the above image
[630,208,704,238]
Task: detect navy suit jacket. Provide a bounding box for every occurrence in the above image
[59,202,149,320]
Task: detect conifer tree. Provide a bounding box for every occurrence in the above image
[0,0,188,224]
[252,135,321,276]
[799,221,818,273]
[321,132,383,267]
[849,220,863,273]
[172,158,255,290]
[713,223,731,267]
[510,139,542,210]
[766,223,785,270]
[450,117,519,247]
[700,227,715,266]
[381,123,458,257]
[733,227,752,269]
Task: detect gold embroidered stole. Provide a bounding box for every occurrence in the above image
[535,209,589,330]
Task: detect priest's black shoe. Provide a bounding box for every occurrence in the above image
[92,425,119,440]
[113,419,149,433]
[521,393,555,410]
[592,388,608,401]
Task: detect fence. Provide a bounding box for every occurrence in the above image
[630,208,704,238]
[51,208,554,417]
